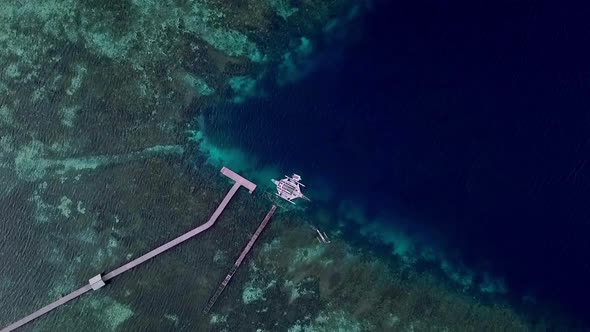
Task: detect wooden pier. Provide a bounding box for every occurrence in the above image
[1,167,256,332]
[203,204,277,314]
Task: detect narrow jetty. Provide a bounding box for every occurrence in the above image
[203,204,277,314]
[1,167,255,332]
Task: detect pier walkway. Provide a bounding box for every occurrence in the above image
[1,167,256,332]
[203,204,277,313]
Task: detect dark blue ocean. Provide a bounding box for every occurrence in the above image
[200,0,590,324]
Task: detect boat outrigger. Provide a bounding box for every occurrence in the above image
[271,174,310,204]
[271,173,329,244]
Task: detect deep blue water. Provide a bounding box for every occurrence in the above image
[203,0,590,322]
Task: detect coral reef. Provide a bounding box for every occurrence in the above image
[0,0,364,160]
[0,0,582,331]
[206,219,576,331]
[0,148,581,331]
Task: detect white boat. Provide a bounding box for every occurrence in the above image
[271,174,310,204]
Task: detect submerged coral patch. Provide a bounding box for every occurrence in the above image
[267,0,299,20]
[94,296,134,330]
[242,285,265,304]
[0,105,15,127]
[57,196,73,218]
[287,310,365,332]
[14,141,48,181]
[59,105,81,128]
[229,76,261,103]
[277,37,317,85]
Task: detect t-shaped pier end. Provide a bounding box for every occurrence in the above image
[221,167,256,193]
